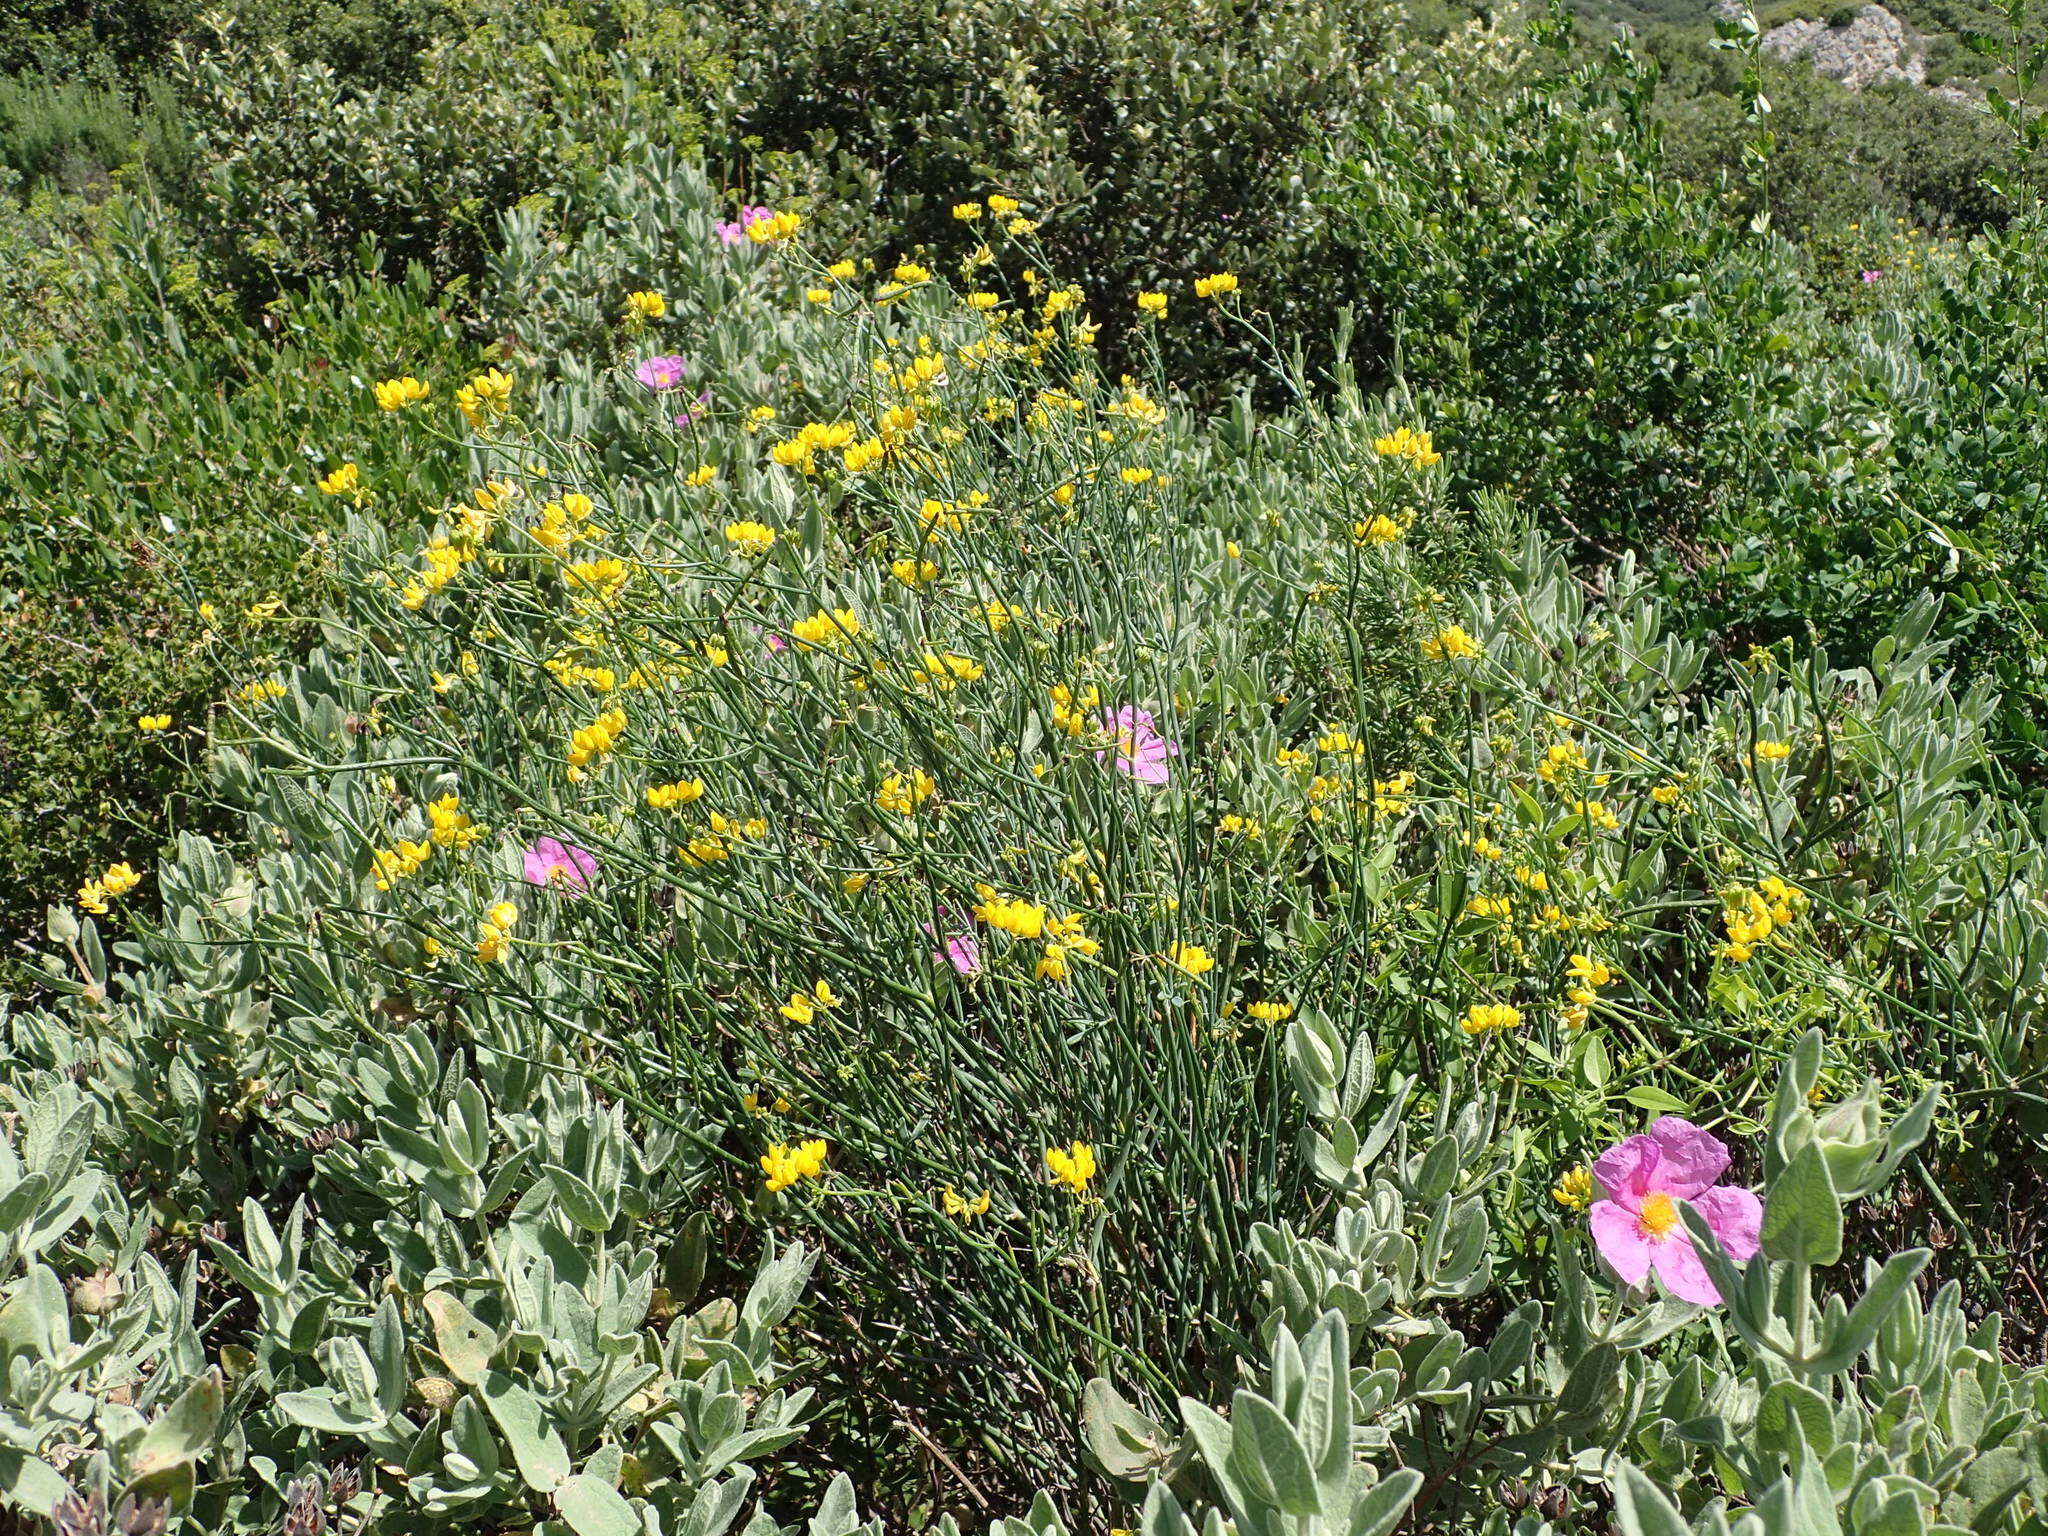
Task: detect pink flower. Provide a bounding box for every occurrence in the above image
[673,388,712,428]
[1098,706,1178,786]
[1861,269,1884,283]
[636,355,689,391]
[1589,1116,1762,1305]
[522,836,599,894]
[925,923,982,976]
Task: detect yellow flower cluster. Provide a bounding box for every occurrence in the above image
[1551,1165,1594,1210]
[563,557,630,604]
[941,1185,992,1220]
[475,900,518,964]
[1720,876,1804,963]
[909,652,983,691]
[529,492,598,553]
[646,777,707,809]
[724,521,777,556]
[876,768,937,816]
[624,290,666,320]
[374,375,430,411]
[1049,681,1102,736]
[792,607,862,649]
[568,707,628,772]
[455,368,514,429]
[771,420,859,473]
[1045,1140,1095,1194]
[1167,942,1215,978]
[1353,514,1404,545]
[745,211,801,244]
[761,1138,828,1192]
[1561,952,1613,1028]
[317,462,361,499]
[1373,425,1441,468]
[1422,625,1482,661]
[77,861,144,915]
[678,811,767,867]
[1461,1001,1522,1035]
[1193,272,1239,299]
[426,793,484,848]
[372,839,433,892]
[778,979,844,1024]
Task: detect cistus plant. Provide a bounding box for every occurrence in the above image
[10,141,2048,1533]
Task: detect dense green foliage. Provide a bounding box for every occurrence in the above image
[8,1,2048,1532]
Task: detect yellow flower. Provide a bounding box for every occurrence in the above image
[136,713,171,733]
[1421,625,1482,661]
[456,367,514,428]
[941,1185,992,1220]
[1193,272,1240,299]
[374,375,431,411]
[952,202,983,221]
[686,463,718,487]
[1045,1141,1096,1194]
[625,289,666,320]
[910,651,983,691]
[1246,999,1292,1023]
[1167,942,1215,978]
[761,1138,829,1192]
[827,259,857,281]
[1352,514,1404,545]
[791,607,861,649]
[647,777,707,809]
[746,211,801,244]
[1461,1002,1522,1036]
[724,521,777,556]
[1373,426,1441,467]
[1752,739,1793,763]
[76,879,109,915]
[1135,290,1168,319]
[805,287,832,305]
[891,557,940,586]
[317,463,361,498]
[1551,1165,1594,1211]
[987,194,1021,216]
[1120,466,1154,485]
[876,768,937,816]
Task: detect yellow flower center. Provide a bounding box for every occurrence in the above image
[1638,1192,1680,1239]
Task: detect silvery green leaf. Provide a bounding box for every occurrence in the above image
[481,1369,571,1491]
[425,1289,499,1384]
[545,1165,614,1235]
[1344,1469,1420,1536]
[1760,1142,1842,1266]
[1805,1249,1929,1376]
[555,1472,642,1536]
[1227,1390,1320,1517]
[1611,1462,1693,1536]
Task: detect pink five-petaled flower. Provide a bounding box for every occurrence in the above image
[1861,269,1884,283]
[522,837,599,895]
[635,355,689,392]
[1589,1116,1762,1305]
[1098,706,1178,786]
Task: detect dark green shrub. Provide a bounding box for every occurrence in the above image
[0,197,476,954]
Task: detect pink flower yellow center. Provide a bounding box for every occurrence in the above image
[1637,1192,1680,1239]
